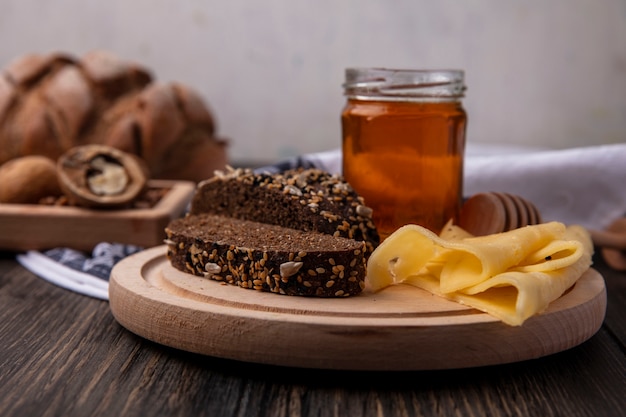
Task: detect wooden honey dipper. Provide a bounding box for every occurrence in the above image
[457,192,542,236]
[458,192,626,271]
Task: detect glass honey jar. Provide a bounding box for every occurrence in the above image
[341,68,467,240]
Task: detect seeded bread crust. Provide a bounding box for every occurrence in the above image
[165,214,367,297]
[190,167,380,255]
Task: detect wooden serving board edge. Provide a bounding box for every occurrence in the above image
[109,246,607,371]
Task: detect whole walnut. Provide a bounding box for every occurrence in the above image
[0,155,62,204]
[0,50,228,182]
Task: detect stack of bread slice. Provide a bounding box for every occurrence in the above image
[165,167,380,297]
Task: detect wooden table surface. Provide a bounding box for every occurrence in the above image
[0,249,624,417]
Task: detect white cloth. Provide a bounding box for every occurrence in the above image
[17,251,110,300]
[464,143,626,231]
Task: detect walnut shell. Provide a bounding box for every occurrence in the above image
[57,144,148,208]
[0,155,62,204]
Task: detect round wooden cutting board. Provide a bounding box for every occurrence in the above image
[108,245,607,371]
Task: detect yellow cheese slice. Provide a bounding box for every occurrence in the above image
[366,222,593,326]
[365,225,437,292]
[368,222,567,293]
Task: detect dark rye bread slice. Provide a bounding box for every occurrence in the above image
[165,214,367,297]
[189,167,380,256]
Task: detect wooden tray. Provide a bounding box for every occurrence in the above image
[0,180,195,251]
[109,245,607,371]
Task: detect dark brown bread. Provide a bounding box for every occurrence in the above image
[165,214,367,297]
[190,167,380,255]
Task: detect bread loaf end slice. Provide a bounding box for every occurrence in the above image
[165,214,367,297]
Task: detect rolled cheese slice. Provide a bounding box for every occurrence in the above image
[366,222,593,326]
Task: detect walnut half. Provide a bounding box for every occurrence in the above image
[57,144,148,208]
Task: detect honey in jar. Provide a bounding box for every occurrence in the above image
[341,68,467,239]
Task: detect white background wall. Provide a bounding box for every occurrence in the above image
[1,0,625,164]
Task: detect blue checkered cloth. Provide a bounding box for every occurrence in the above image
[43,243,143,280]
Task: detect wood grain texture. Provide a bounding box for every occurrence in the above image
[108,246,607,371]
[0,180,195,251]
[0,252,624,417]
